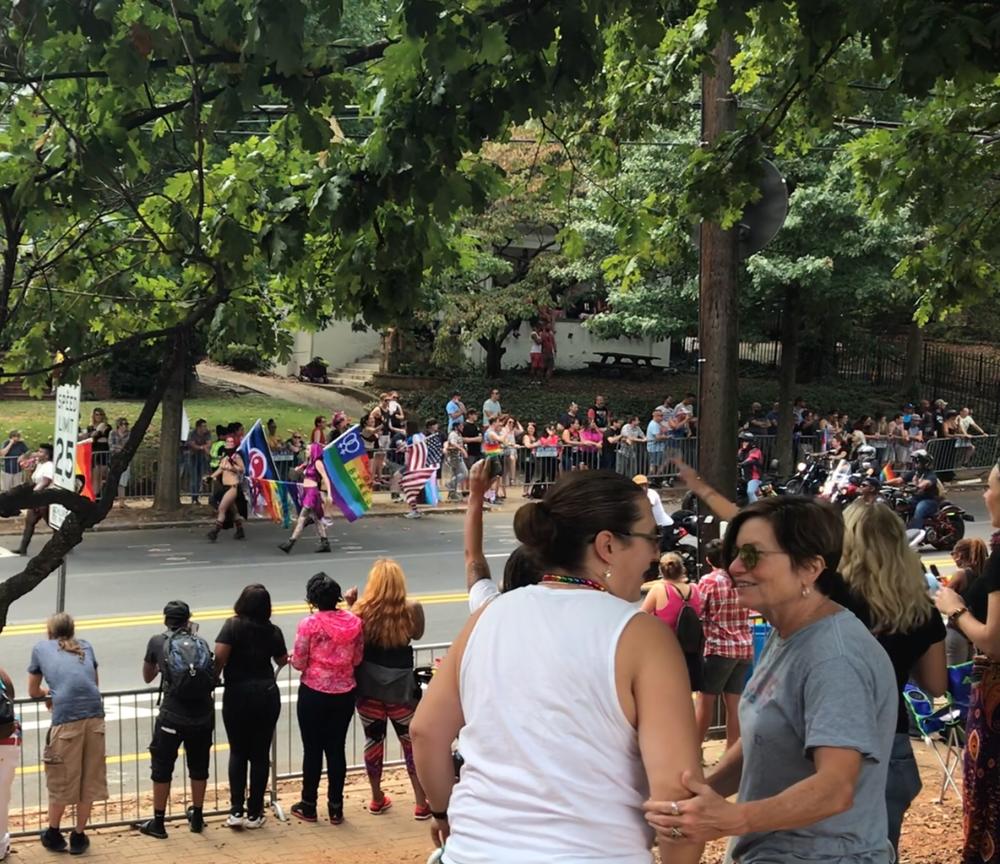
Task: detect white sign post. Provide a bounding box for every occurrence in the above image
[50,383,81,614]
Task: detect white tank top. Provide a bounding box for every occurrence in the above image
[446,585,653,864]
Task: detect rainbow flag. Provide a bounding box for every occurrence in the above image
[880,463,897,483]
[249,478,302,528]
[319,425,373,522]
[75,439,95,501]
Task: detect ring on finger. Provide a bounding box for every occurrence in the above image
[669,801,680,816]
[670,827,683,839]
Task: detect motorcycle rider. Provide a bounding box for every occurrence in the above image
[858,476,885,506]
[887,449,941,531]
[737,431,764,503]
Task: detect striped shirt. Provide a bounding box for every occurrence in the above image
[699,568,753,660]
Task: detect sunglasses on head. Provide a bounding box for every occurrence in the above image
[730,544,784,570]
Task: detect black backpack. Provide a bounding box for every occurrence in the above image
[0,681,14,726]
[161,629,215,702]
[673,585,705,655]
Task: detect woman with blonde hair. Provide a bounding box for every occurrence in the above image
[27,613,107,854]
[353,558,427,818]
[945,538,989,665]
[839,501,947,855]
[642,552,703,690]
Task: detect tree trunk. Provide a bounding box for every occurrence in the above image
[479,336,507,377]
[903,318,922,397]
[696,33,739,541]
[776,284,800,476]
[153,334,186,512]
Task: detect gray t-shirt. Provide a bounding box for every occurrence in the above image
[732,609,895,864]
[28,639,103,727]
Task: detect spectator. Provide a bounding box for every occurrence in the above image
[943,538,989,665]
[411,471,704,863]
[655,395,676,420]
[280,444,332,554]
[285,430,307,469]
[482,389,502,425]
[209,424,227,473]
[329,411,349,443]
[445,391,466,432]
[500,416,521,491]
[107,417,132,508]
[645,498,896,863]
[15,443,54,557]
[919,399,936,440]
[935,467,1000,864]
[0,431,27,492]
[265,418,284,453]
[579,417,603,470]
[0,665,16,861]
[354,560,429,818]
[694,539,753,751]
[289,573,363,824]
[540,323,556,379]
[601,416,623,471]
[765,401,780,434]
[533,424,560,489]
[617,415,645,476]
[460,409,483,465]
[84,408,112,496]
[444,422,469,502]
[589,394,611,429]
[528,325,544,380]
[27,613,107,854]
[558,401,579,431]
[560,417,584,472]
[138,601,215,839]
[745,402,771,435]
[642,552,704,691]
[215,585,288,830]
[310,415,327,445]
[792,397,806,424]
[185,418,211,505]
[386,391,404,426]
[646,409,668,482]
[959,406,986,438]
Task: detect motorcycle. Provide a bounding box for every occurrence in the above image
[784,452,831,497]
[659,518,699,581]
[881,486,973,551]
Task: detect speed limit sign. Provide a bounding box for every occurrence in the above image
[49,383,81,530]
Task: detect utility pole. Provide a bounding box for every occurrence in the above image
[697,32,740,539]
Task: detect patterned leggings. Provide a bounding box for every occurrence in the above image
[356,698,417,789]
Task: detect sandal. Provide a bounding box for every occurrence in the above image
[368,794,393,815]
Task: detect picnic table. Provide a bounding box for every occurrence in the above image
[586,351,666,375]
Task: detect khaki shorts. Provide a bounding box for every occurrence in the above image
[43,717,108,805]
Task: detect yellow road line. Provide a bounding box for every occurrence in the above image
[15,743,231,777]
[1,592,470,638]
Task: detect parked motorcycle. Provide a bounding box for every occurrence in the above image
[881,486,972,550]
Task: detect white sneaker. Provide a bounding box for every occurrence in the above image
[0,832,10,861]
[404,510,422,519]
[244,815,266,830]
[225,813,245,829]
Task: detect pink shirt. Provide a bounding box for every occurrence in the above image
[652,582,703,631]
[580,428,602,446]
[290,610,364,694]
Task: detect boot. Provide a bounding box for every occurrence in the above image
[317,537,331,553]
[234,523,246,540]
[207,523,221,542]
[279,538,296,554]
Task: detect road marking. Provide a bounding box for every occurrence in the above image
[16,743,232,777]
[0,548,15,559]
[0,591,471,637]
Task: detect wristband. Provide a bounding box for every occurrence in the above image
[431,810,448,821]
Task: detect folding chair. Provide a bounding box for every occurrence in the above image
[903,681,965,803]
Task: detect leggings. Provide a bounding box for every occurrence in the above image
[296,684,356,806]
[223,680,280,818]
[356,698,417,790]
[290,507,326,540]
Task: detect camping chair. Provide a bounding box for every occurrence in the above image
[903,664,973,804]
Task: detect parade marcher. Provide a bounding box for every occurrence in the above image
[138,601,215,839]
[354,559,429,818]
[289,574,363,825]
[15,443,54,556]
[412,471,705,864]
[28,614,107,854]
[206,435,245,542]
[279,443,332,554]
[215,586,287,829]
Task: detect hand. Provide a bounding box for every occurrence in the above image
[468,460,491,500]
[935,585,964,617]
[668,453,698,487]
[430,815,450,846]
[644,771,746,844]
[343,586,359,607]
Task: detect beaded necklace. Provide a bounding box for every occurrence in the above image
[541,573,607,593]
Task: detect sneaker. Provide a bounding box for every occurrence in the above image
[291,801,317,823]
[69,831,89,855]
[244,814,266,830]
[1,831,10,861]
[137,819,167,840]
[328,803,343,825]
[225,812,245,829]
[414,804,432,821]
[368,794,393,815]
[40,827,67,852]
[186,806,204,833]
[191,497,200,505]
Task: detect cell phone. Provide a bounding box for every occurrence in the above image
[488,458,503,479]
[929,564,940,580]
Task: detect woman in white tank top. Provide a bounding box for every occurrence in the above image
[412,470,705,864]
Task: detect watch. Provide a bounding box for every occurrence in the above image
[949,606,968,626]
[431,809,449,821]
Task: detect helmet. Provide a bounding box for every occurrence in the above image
[912,449,933,466]
[856,445,876,460]
[738,431,755,442]
[860,476,881,490]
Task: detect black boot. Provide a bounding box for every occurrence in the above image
[317,537,331,553]
[234,523,246,540]
[279,538,295,554]
[207,523,221,542]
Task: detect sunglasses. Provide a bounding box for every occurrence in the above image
[616,528,662,544]
[730,544,784,570]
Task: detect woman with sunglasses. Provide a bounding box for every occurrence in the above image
[645,496,896,864]
[944,538,989,665]
[412,471,705,864]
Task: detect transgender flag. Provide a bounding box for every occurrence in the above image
[319,425,373,522]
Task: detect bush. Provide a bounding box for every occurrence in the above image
[210,342,272,373]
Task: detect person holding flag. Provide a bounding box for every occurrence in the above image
[279,443,332,555]
[206,435,246,541]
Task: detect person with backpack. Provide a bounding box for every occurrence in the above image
[0,666,16,862]
[138,601,216,840]
[642,552,704,690]
[27,613,107,855]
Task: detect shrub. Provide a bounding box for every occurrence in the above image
[210,342,272,373]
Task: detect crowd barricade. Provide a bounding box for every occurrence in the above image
[8,639,726,836]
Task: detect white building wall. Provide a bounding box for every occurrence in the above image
[282,321,381,375]
[465,320,671,370]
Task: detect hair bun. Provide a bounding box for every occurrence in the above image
[514,500,558,550]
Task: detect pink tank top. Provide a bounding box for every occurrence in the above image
[653,581,703,630]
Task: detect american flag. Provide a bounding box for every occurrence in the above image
[401,433,443,505]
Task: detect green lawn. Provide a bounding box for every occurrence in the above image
[0,394,329,451]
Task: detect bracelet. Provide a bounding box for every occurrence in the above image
[949,606,968,626]
[431,810,448,821]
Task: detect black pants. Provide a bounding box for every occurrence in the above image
[222,679,280,818]
[296,684,356,807]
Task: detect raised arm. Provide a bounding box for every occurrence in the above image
[670,455,739,522]
[465,461,493,593]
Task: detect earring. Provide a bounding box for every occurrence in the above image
[801,585,812,598]
[604,569,613,581]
